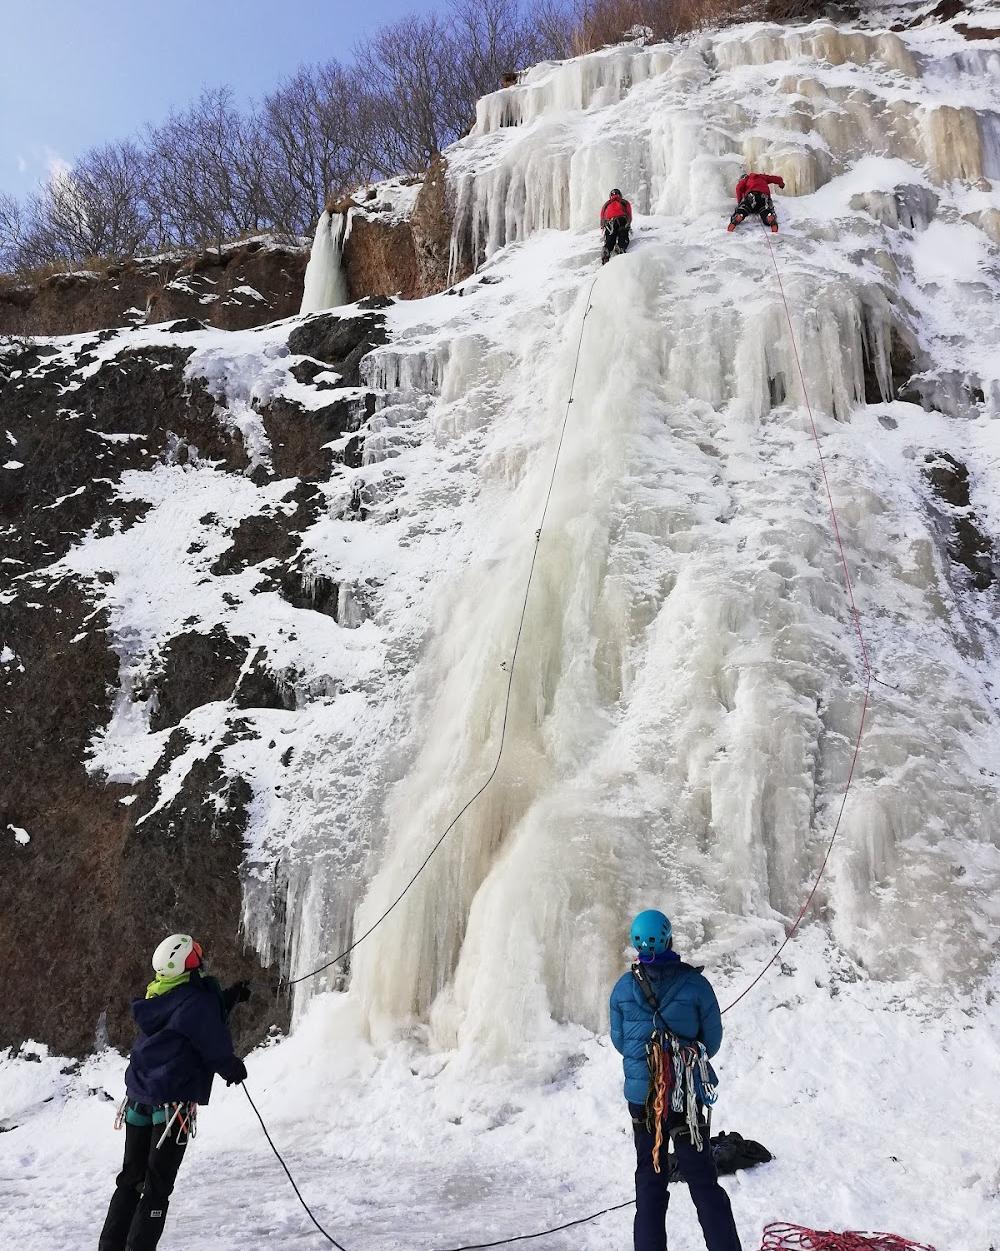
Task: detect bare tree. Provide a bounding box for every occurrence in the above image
[0,191,25,272]
[261,62,383,234]
[1,0,781,277]
[529,0,582,60]
[145,87,272,252]
[49,142,154,259]
[354,15,460,173]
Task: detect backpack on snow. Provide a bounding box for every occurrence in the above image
[665,1130,773,1183]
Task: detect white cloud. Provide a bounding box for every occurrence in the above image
[43,147,72,185]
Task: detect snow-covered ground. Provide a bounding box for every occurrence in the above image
[4,8,1000,1249]
[3,933,998,1249]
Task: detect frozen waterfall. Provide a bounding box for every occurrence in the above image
[300,209,349,313]
[253,16,1000,1060]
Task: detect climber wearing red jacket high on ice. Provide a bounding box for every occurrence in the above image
[728,169,784,233]
[601,188,632,263]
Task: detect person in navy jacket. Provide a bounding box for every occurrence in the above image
[610,910,742,1251]
[728,169,785,233]
[98,934,250,1251]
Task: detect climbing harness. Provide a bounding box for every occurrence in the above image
[113,1097,197,1148]
[760,1223,937,1250]
[156,1101,197,1149]
[289,268,603,988]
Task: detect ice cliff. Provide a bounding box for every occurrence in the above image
[291,12,1000,1056]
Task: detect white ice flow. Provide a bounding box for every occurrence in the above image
[300,208,350,312]
[5,12,1000,1250]
[329,18,1000,1051]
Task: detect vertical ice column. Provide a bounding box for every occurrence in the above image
[300,209,350,314]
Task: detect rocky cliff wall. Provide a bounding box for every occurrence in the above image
[0,238,309,339]
[0,304,389,1054]
[333,157,471,302]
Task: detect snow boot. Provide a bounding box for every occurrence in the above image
[770,222,779,233]
[727,215,743,232]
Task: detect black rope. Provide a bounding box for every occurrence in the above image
[243,1084,350,1251]
[289,270,602,987]
[433,1199,636,1251]
[246,271,632,1251]
[246,1071,633,1251]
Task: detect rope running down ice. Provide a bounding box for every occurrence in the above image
[250,272,640,1249]
[289,269,601,987]
[720,220,875,1015]
[251,231,879,1248]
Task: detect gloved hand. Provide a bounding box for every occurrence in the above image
[229,980,252,1004]
[222,980,252,1013]
[219,1056,248,1087]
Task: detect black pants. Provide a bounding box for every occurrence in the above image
[603,219,631,259]
[730,191,775,226]
[99,1118,187,1251]
[628,1103,742,1251]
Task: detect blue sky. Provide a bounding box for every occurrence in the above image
[0,0,429,198]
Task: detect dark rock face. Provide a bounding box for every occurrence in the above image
[0,303,387,1056]
[0,239,309,339]
[287,309,387,380]
[923,453,996,590]
[143,628,251,732]
[861,324,919,406]
[410,153,461,293]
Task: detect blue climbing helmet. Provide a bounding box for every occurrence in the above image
[630,909,672,962]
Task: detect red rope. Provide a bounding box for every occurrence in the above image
[722,223,875,1014]
[761,1221,937,1250]
[760,227,872,680]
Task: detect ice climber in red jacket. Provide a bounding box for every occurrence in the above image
[728,169,785,233]
[601,189,633,263]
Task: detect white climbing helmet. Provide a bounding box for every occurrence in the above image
[151,933,203,977]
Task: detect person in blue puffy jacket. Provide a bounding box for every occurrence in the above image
[610,910,742,1251]
[98,934,250,1251]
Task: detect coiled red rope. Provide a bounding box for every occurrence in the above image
[761,1221,937,1250]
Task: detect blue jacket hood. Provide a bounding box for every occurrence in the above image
[609,959,724,1105]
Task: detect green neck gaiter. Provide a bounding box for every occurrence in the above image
[145,971,191,999]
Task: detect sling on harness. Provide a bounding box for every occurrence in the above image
[114,1097,198,1148]
[632,964,719,1167]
